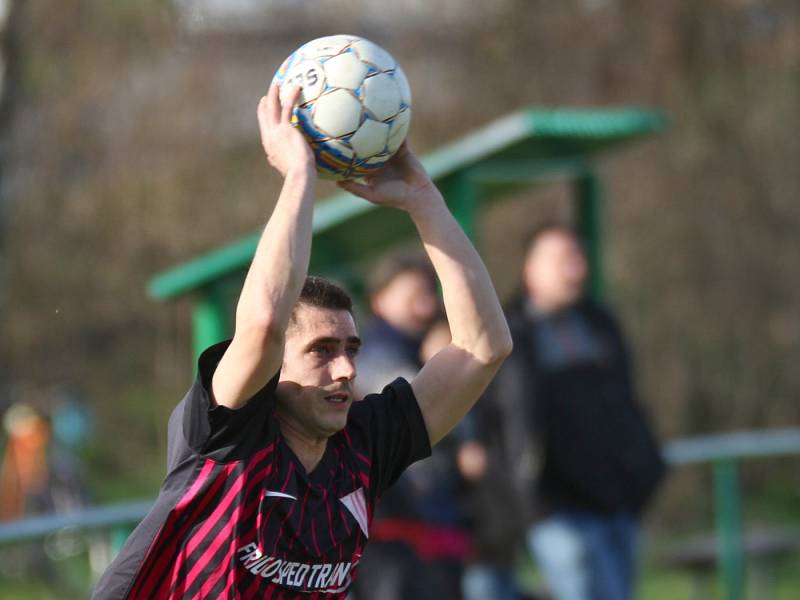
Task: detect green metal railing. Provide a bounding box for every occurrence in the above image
[0,500,152,546]
[663,428,800,600]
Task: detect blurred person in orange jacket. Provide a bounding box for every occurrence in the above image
[0,403,52,520]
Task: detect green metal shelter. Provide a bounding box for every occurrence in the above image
[148,106,666,360]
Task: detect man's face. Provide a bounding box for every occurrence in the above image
[276,304,361,439]
[523,231,588,312]
[371,270,438,337]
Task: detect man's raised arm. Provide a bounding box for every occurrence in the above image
[338,145,512,445]
[211,85,316,409]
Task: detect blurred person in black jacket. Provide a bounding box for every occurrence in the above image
[477,224,665,600]
[352,256,472,600]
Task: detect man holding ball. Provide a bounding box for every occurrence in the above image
[92,83,512,599]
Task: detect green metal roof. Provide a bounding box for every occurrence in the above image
[148,106,665,301]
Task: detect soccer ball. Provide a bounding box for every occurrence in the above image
[272,35,412,180]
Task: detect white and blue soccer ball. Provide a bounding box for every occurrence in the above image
[272,35,412,180]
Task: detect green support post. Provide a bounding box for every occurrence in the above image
[713,459,745,600]
[111,526,132,556]
[575,172,604,300]
[448,173,480,241]
[192,284,232,365]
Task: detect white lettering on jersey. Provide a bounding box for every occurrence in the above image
[236,544,353,592]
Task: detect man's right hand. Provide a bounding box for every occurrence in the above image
[211,84,317,411]
[257,84,315,179]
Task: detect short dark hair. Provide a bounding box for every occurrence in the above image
[367,254,436,299]
[523,222,584,255]
[288,276,353,331]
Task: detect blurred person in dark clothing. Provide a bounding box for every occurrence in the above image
[480,224,665,600]
[352,257,471,600]
[353,256,439,396]
[459,417,524,600]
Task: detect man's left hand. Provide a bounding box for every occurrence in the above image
[336,143,442,216]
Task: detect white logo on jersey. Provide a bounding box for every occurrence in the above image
[339,487,369,538]
[265,490,297,500]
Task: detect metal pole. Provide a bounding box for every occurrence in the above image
[713,459,745,600]
[574,171,604,300]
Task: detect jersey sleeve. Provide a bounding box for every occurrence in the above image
[349,377,432,499]
[174,339,279,460]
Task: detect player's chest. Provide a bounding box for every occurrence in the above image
[226,446,372,592]
[237,445,372,557]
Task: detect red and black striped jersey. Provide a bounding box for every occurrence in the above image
[92,340,431,599]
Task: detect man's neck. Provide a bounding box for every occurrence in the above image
[376,314,424,341]
[525,288,575,316]
[277,416,328,474]
[525,296,561,317]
